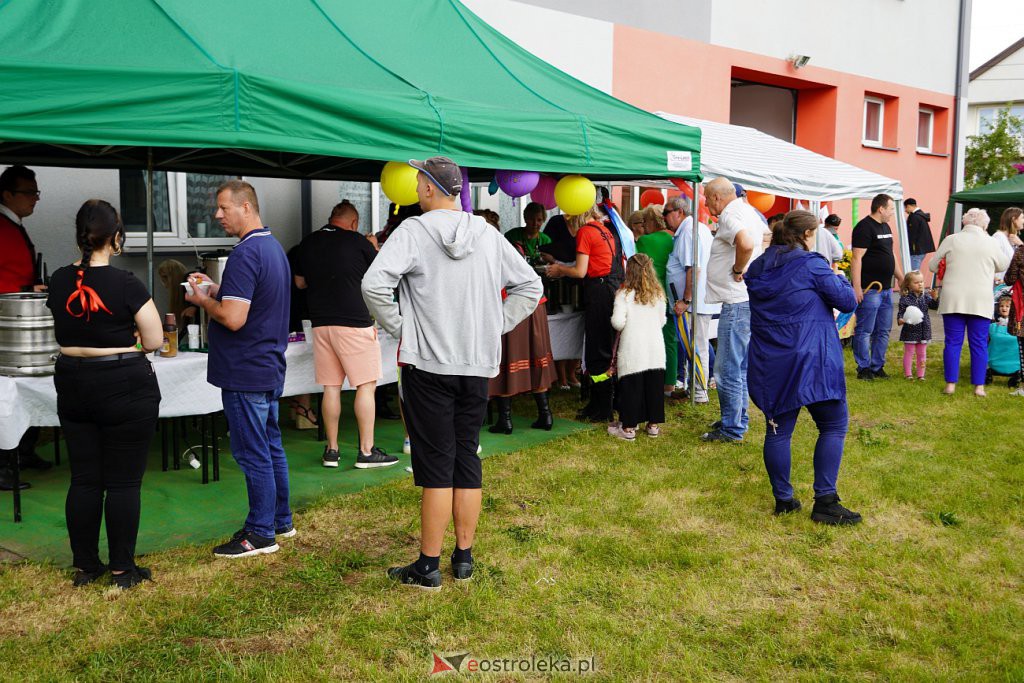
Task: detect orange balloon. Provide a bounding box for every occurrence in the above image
[746,190,776,214]
[640,189,665,208]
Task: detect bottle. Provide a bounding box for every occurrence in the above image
[161,312,178,358]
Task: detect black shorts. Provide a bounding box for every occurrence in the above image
[399,366,488,489]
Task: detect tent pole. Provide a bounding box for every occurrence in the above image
[146,148,155,294]
[894,199,911,275]
[689,181,700,407]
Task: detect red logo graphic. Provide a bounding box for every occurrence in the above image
[431,652,469,675]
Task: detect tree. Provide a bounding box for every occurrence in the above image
[964,106,1024,189]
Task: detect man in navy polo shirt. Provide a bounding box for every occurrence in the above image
[186,180,292,558]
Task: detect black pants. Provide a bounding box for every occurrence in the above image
[54,356,160,571]
[0,427,39,468]
[583,277,616,376]
[400,366,488,489]
[616,369,666,428]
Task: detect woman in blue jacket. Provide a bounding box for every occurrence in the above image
[745,211,861,525]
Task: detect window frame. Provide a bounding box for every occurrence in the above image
[862,96,885,146]
[916,108,934,153]
[122,171,239,251]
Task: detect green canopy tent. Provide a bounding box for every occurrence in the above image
[0,0,701,182]
[940,174,1024,240]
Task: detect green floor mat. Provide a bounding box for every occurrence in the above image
[0,395,589,565]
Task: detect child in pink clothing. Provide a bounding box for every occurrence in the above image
[897,271,939,380]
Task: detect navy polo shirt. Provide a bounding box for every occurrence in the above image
[207,228,291,392]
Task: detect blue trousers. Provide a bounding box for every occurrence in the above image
[853,288,894,372]
[942,313,989,386]
[763,399,848,501]
[222,387,292,538]
[716,302,750,439]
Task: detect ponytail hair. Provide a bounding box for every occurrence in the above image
[771,210,817,251]
[66,199,123,320]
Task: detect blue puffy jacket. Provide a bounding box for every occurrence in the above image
[744,245,858,421]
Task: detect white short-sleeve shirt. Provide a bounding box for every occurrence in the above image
[705,198,764,305]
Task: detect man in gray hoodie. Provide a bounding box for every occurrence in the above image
[362,156,542,590]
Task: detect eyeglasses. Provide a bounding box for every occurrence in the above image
[12,190,41,199]
[663,208,679,216]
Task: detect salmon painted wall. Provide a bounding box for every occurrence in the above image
[612,25,955,258]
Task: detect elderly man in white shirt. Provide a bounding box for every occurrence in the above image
[700,178,764,442]
[666,196,721,404]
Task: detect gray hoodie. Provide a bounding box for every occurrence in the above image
[361,209,542,378]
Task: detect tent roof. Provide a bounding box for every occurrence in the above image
[950,174,1024,203]
[655,112,902,200]
[0,0,700,182]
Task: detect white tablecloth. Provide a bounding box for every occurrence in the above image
[0,331,399,450]
[548,311,584,361]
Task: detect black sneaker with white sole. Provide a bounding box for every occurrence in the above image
[699,429,743,444]
[452,559,474,581]
[386,561,442,591]
[811,494,863,526]
[212,529,280,558]
[322,447,340,468]
[275,524,297,539]
[355,446,399,469]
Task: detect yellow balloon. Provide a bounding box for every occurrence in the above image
[554,175,596,216]
[380,161,419,207]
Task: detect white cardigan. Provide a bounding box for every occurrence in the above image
[610,289,667,378]
[929,225,1010,318]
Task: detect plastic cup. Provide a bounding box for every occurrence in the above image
[302,320,313,345]
[187,324,200,350]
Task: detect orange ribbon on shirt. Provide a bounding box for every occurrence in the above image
[65,268,112,321]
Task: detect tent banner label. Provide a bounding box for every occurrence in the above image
[666,151,693,172]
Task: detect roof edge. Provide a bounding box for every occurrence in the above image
[970,35,1024,81]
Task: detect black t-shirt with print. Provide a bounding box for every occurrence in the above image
[47,264,151,347]
[852,216,895,289]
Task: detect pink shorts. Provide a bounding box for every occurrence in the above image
[312,325,382,388]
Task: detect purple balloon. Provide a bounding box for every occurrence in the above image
[495,170,540,198]
[460,167,472,213]
[530,175,557,210]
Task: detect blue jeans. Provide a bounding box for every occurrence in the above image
[221,387,291,538]
[942,314,989,385]
[853,288,894,372]
[910,254,925,271]
[716,302,750,440]
[763,399,848,501]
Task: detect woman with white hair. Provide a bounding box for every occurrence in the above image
[929,208,1011,396]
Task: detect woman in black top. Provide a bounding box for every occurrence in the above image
[46,200,163,589]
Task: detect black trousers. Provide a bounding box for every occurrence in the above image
[583,277,616,377]
[0,427,39,468]
[616,369,666,428]
[400,366,488,489]
[54,356,160,571]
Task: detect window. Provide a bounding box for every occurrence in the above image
[978,104,1024,134]
[917,108,934,152]
[120,171,237,250]
[863,97,884,146]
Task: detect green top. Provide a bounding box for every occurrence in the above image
[505,228,552,259]
[636,231,675,286]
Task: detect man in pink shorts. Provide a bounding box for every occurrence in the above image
[294,201,398,469]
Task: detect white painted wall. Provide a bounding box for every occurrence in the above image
[708,0,960,94]
[965,43,1024,137]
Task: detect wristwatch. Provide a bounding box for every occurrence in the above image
[732,268,743,275]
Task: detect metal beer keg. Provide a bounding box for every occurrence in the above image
[0,293,58,376]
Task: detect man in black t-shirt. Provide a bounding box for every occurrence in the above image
[850,193,905,380]
[294,201,398,470]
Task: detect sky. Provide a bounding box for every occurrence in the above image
[970,0,1024,69]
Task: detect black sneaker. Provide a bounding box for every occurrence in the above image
[112,566,152,590]
[699,429,743,444]
[386,561,442,591]
[872,368,889,379]
[355,446,399,469]
[452,558,474,581]
[322,447,340,468]
[275,524,297,539]
[708,420,723,430]
[856,367,874,381]
[72,564,108,587]
[774,498,802,515]
[212,529,280,558]
[811,494,862,526]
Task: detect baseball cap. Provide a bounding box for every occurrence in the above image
[408,156,462,196]
[733,183,746,197]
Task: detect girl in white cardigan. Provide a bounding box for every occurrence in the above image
[608,254,667,440]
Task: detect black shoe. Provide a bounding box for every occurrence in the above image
[588,380,614,422]
[452,558,474,581]
[112,566,152,590]
[322,446,340,468]
[72,564,108,587]
[708,419,723,430]
[811,494,862,526]
[872,368,889,379]
[488,397,513,434]
[699,429,743,444]
[773,498,802,515]
[386,561,442,591]
[355,446,399,469]
[212,529,280,558]
[856,367,874,381]
[18,451,52,471]
[275,524,297,539]
[0,468,30,491]
[530,392,553,431]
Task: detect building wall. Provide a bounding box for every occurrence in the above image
[965,43,1024,138]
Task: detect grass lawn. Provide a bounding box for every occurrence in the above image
[0,344,1022,680]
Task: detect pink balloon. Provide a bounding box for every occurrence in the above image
[530,175,557,210]
[495,170,540,198]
